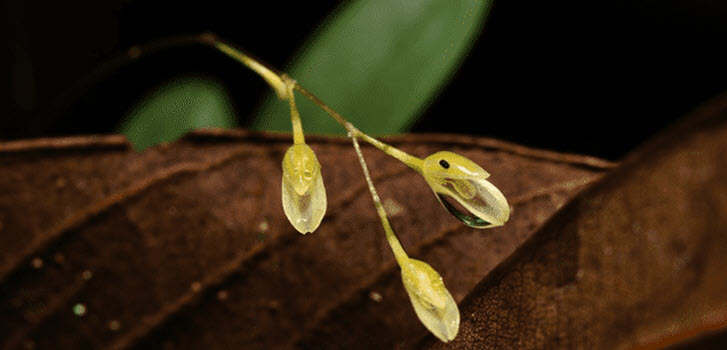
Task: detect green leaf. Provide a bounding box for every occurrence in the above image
[119,76,237,151]
[250,0,492,135]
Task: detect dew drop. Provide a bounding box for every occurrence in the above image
[383,198,404,217]
[73,303,87,317]
[31,258,43,269]
[109,320,121,331]
[369,291,383,302]
[217,290,229,301]
[258,220,269,232]
[191,281,202,292]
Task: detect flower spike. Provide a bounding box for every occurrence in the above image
[199,36,513,341]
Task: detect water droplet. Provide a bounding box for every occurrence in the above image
[109,320,121,331]
[81,270,93,280]
[31,258,43,269]
[217,290,228,301]
[191,281,202,292]
[73,303,87,317]
[258,221,269,232]
[369,291,383,302]
[383,198,404,217]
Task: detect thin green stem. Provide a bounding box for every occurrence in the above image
[294,85,424,172]
[282,75,305,145]
[215,39,306,145]
[350,134,410,266]
[204,34,424,172]
[213,40,287,100]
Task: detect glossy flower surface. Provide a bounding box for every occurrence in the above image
[281,144,327,234]
[401,258,460,342]
[421,151,509,228]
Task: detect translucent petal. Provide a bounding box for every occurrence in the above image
[401,259,460,342]
[281,145,327,234]
[422,151,509,228]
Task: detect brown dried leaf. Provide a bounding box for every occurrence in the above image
[418,93,727,349]
[0,131,612,349]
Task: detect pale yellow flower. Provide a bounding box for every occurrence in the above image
[421,151,509,228]
[401,258,460,342]
[281,144,327,234]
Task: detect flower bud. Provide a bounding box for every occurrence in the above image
[401,258,459,342]
[422,151,509,228]
[281,144,327,234]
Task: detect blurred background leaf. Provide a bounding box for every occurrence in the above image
[251,0,491,135]
[118,76,237,151]
[5,0,727,160]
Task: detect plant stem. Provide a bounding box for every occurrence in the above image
[282,75,305,145]
[213,40,287,100]
[350,134,410,267]
[294,85,424,172]
[207,34,424,172]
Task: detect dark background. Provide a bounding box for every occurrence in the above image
[4,0,727,160]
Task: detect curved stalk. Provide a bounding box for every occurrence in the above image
[208,34,423,171]
[350,134,409,266]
